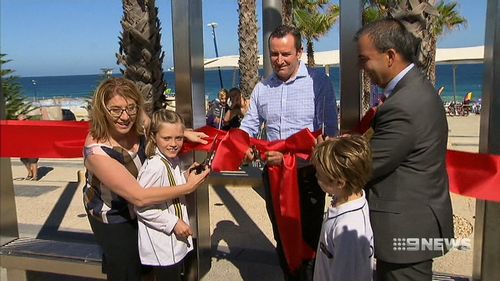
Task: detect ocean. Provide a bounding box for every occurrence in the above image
[18,64,484,107]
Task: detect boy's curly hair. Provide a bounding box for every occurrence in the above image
[312,135,373,195]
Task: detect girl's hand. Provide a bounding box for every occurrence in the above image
[186,162,200,172]
[184,130,208,144]
[173,219,192,239]
[186,165,211,192]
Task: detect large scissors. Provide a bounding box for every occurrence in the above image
[190,134,219,174]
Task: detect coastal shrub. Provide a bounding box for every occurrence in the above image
[1,54,37,119]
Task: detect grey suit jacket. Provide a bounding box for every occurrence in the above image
[366,67,454,263]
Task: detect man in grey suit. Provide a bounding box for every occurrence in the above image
[355,18,454,281]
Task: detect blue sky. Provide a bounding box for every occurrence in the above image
[1,0,487,77]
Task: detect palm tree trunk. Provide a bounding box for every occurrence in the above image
[306,40,315,67]
[117,0,166,115]
[427,36,437,86]
[238,0,260,100]
[282,0,293,26]
[362,72,372,114]
[419,13,437,85]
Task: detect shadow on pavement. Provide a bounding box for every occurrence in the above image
[37,166,54,180]
[211,186,282,281]
[36,180,95,243]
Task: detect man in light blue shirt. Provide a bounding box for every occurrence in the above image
[240,25,338,281]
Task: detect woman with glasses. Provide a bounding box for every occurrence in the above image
[83,78,210,281]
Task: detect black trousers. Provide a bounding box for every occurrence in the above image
[263,165,325,281]
[376,259,433,281]
[88,215,143,281]
[151,262,182,281]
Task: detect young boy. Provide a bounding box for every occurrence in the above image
[311,135,374,281]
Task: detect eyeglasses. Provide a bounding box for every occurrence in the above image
[106,104,138,118]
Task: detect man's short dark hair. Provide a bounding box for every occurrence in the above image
[354,18,420,64]
[268,25,302,51]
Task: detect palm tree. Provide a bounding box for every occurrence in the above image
[389,0,440,85]
[116,0,166,115]
[361,0,465,111]
[282,0,294,26]
[1,54,37,120]
[294,4,339,67]
[428,1,467,84]
[238,0,260,100]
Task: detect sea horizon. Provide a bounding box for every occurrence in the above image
[18,64,484,107]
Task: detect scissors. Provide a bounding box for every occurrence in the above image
[190,135,219,174]
[251,145,265,168]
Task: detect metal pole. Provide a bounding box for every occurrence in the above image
[208,23,224,89]
[32,79,37,102]
[262,0,282,79]
[0,74,19,247]
[452,64,457,104]
[172,1,210,280]
[339,0,363,132]
[473,0,500,280]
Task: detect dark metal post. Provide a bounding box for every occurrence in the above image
[262,0,282,79]
[473,0,500,280]
[0,83,19,247]
[171,1,210,280]
[339,0,363,132]
[208,22,224,89]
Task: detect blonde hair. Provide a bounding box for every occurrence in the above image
[89,78,144,142]
[145,109,185,157]
[312,135,373,195]
[218,88,229,99]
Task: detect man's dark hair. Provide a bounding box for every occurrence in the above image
[268,25,302,51]
[354,18,420,64]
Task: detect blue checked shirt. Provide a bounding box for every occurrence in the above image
[240,61,338,141]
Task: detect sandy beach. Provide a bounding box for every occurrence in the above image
[2,114,482,280]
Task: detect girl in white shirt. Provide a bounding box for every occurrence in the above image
[136,109,207,280]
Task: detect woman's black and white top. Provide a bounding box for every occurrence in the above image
[83,139,146,224]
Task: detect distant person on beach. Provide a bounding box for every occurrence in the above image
[311,135,374,281]
[83,78,209,281]
[135,109,201,281]
[206,88,229,129]
[240,25,338,281]
[222,87,244,130]
[18,114,39,181]
[356,18,453,281]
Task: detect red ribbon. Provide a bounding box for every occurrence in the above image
[0,120,89,158]
[257,129,319,271]
[1,119,499,222]
[447,150,500,202]
[355,107,500,203]
[183,127,319,271]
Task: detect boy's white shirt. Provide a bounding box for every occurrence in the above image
[135,148,193,266]
[313,190,374,281]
